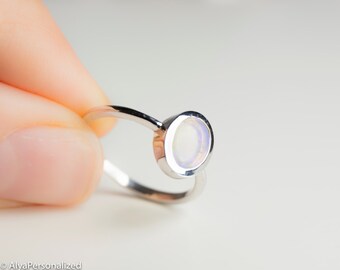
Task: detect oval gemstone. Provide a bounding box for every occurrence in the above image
[172,117,210,169]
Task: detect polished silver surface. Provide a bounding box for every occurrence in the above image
[83,105,214,204]
[84,105,163,131]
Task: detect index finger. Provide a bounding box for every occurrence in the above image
[0,0,113,135]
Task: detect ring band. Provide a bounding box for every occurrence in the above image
[83,105,214,204]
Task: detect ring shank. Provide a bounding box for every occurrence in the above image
[83,105,206,204]
[104,160,206,203]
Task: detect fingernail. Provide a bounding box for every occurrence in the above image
[0,127,102,205]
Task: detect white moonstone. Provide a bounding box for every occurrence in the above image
[172,117,210,169]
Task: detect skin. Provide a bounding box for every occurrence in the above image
[0,0,115,208]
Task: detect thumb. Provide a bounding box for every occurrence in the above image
[0,83,103,207]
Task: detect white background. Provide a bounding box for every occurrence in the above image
[1,1,340,269]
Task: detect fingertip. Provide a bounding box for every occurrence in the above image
[0,0,112,122]
[86,117,117,137]
[0,126,103,206]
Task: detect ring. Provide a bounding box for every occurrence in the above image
[83,105,214,204]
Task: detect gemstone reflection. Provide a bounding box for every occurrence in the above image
[172,117,210,169]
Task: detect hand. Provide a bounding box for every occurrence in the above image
[0,0,114,208]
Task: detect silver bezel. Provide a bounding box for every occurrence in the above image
[153,111,214,179]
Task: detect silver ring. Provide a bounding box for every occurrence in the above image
[83,105,214,204]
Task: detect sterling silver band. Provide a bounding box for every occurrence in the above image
[83,105,214,204]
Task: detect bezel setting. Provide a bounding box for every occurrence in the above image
[84,105,214,203]
[153,111,214,179]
